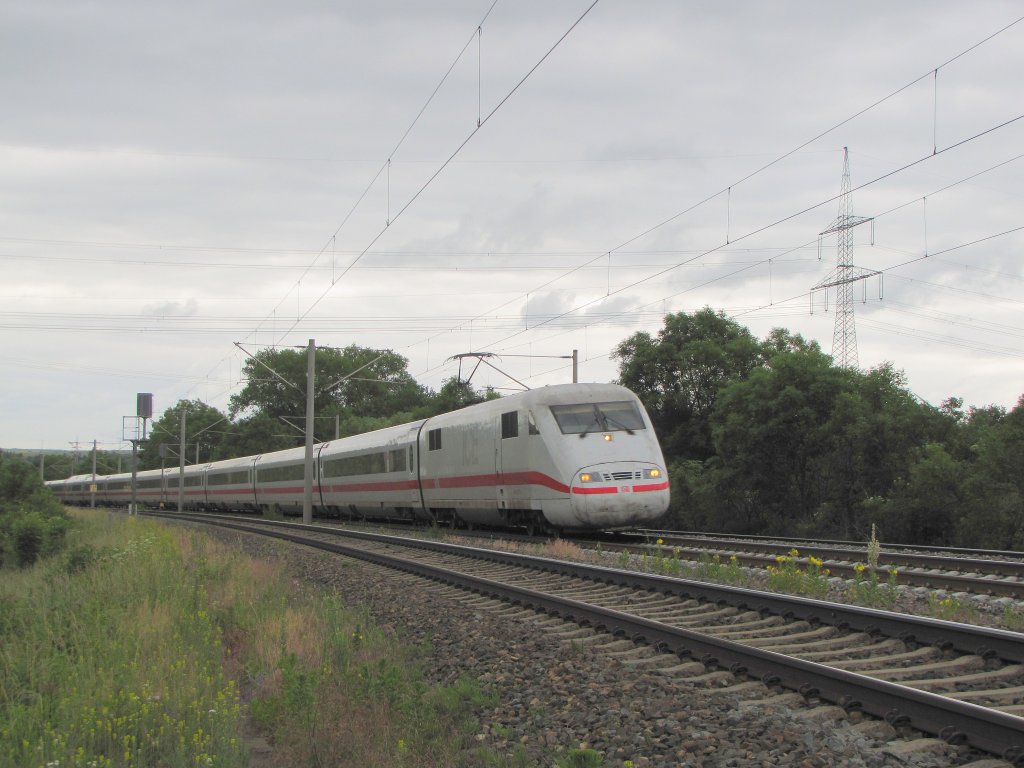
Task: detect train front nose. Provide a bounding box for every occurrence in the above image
[570,463,669,528]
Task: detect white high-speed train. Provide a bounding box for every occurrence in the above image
[47,383,669,532]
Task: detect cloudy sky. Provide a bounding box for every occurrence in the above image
[2,0,1023,452]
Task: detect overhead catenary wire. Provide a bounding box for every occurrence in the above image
[467,115,1024,360]
[390,15,1024,381]
[12,6,1019,428]
[428,155,1024,384]
[269,1,603,347]
[243,1,503,346]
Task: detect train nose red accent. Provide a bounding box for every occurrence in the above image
[570,463,669,527]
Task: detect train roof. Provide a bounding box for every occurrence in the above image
[318,419,425,456]
[203,455,258,473]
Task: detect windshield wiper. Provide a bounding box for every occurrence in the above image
[578,404,604,439]
[578,405,635,438]
[602,411,635,435]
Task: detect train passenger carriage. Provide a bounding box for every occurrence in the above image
[93,475,110,504]
[204,456,258,511]
[135,468,164,509]
[51,474,92,505]
[71,475,94,505]
[45,476,69,503]
[165,463,207,508]
[254,447,309,515]
[102,472,135,507]
[317,421,424,521]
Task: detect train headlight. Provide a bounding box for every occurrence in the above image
[644,468,662,479]
[579,472,598,483]
[603,433,613,442]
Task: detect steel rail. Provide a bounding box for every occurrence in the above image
[158,512,1024,763]
[628,529,1024,562]
[161,512,1024,662]
[626,534,1024,579]
[577,538,1024,598]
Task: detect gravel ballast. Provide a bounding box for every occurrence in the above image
[201,525,1001,768]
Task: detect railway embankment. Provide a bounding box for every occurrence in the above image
[0,510,490,768]
[202,521,1010,768]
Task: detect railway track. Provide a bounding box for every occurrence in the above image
[632,530,1024,562]
[577,530,1024,600]
[153,511,1024,764]
[284,519,1024,599]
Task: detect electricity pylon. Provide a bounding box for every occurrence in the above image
[811,147,879,370]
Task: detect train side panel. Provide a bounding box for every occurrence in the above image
[204,456,258,511]
[136,469,164,509]
[318,421,425,521]
[165,464,209,509]
[253,447,309,515]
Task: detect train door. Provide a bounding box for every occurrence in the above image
[495,413,506,512]
[496,409,523,513]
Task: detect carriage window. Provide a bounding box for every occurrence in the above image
[528,411,540,435]
[549,401,645,435]
[388,448,407,472]
[258,464,305,483]
[323,452,387,477]
[428,428,442,451]
[208,470,251,486]
[501,411,518,439]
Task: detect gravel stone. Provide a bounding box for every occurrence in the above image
[197,525,990,767]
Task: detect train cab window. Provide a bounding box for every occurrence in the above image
[528,411,540,435]
[428,428,442,451]
[549,401,646,435]
[501,411,519,439]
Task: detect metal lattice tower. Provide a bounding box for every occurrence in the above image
[812,147,878,369]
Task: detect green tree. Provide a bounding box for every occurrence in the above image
[425,378,500,414]
[881,443,965,545]
[213,413,296,459]
[709,347,850,534]
[140,400,230,470]
[708,352,959,539]
[957,396,1024,548]
[613,307,765,460]
[822,364,950,539]
[229,345,426,422]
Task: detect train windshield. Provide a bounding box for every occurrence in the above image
[549,401,646,435]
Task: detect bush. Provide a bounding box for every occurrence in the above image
[0,454,72,568]
[12,513,44,567]
[62,544,102,574]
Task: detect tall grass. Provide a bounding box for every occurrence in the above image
[0,511,492,768]
[0,513,243,768]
